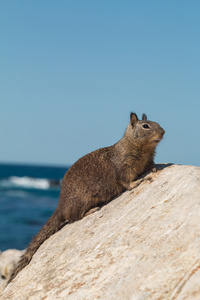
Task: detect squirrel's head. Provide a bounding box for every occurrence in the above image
[125,112,165,148]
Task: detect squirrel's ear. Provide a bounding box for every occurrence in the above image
[142,114,147,121]
[130,113,138,127]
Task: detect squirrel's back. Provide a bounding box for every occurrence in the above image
[59,145,123,222]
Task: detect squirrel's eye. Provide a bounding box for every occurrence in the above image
[142,124,150,129]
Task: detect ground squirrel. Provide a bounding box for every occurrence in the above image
[8,112,165,283]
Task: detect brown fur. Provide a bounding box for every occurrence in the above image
[8,112,164,283]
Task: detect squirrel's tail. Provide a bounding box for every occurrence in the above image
[8,209,65,284]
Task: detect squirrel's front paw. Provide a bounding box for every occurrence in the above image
[152,166,157,173]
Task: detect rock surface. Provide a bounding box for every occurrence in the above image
[2,164,200,300]
[0,249,24,293]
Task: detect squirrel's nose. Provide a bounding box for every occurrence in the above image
[161,129,165,136]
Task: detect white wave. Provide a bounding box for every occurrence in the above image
[8,176,51,190]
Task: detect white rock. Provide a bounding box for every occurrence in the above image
[2,164,200,299]
[0,249,24,292]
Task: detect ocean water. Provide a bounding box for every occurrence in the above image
[0,163,69,252]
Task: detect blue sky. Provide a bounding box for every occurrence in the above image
[1,1,200,166]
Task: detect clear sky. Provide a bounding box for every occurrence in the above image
[1,1,200,167]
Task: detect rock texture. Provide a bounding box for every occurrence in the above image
[0,249,24,293]
[2,164,200,300]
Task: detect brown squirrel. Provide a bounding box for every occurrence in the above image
[8,112,165,283]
